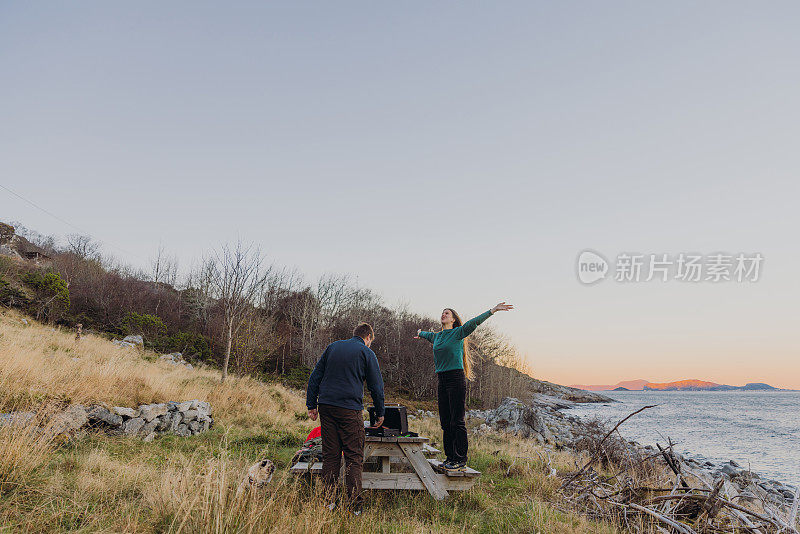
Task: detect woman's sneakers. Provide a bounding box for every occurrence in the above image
[440,459,467,472]
[447,460,467,472]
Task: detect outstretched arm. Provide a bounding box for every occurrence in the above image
[456,302,514,339]
[415,329,435,343]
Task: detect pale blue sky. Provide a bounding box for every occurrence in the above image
[2,2,799,387]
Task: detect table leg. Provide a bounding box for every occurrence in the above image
[399,443,449,500]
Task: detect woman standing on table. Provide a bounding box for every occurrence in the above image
[415,302,514,471]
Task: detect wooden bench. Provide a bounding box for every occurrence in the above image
[290,435,481,500]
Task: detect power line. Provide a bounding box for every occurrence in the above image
[0,183,148,262]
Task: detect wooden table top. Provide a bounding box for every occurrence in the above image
[365,435,429,443]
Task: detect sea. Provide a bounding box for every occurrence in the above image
[568,390,800,486]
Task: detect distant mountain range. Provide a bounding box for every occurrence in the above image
[568,379,780,392]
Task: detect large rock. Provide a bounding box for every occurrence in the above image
[86,406,123,428]
[485,398,552,442]
[139,403,168,422]
[531,393,575,410]
[49,404,89,437]
[196,401,212,417]
[0,411,36,427]
[177,401,197,413]
[156,412,174,431]
[140,420,158,437]
[158,353,193,369]
[112,407,137,419]
[122,335,144,347]
[475,396,619,448]
[122,417,145,435]
[719,461,743,478]
[170,414,182,432]
[528,378,613,403]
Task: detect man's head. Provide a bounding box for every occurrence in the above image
[353,322,374,347]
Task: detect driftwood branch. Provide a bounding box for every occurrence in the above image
[609,500,698,534]
[560,404,656,489]
[553,407,795,534]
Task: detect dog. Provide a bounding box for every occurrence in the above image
[237,459,276,497]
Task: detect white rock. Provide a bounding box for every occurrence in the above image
[177,401,197,412]
[122,335,144,346]
[112,407,137,418]
[49,404,89,436]
[122,417,145,435]
[139,404,168,422]
[0,411,36,427]
[196,401,212,416]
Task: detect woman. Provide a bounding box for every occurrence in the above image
[415,302,514,471]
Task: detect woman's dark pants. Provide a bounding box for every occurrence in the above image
[437,369,468,463]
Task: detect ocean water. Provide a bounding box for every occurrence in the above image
[568,390,800,485]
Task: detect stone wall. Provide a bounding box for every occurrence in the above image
[0,400,213,442]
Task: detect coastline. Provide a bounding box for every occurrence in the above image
[569,389,800,486]
[464,393,798,514]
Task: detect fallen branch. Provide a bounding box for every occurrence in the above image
[560,404,656,489]
[609,500,698,534]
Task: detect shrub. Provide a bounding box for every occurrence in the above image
[280,365,312,390]
[0,276,29,308]
[156,331,212,362]
[121,312,167,339]
[21,271,70,321]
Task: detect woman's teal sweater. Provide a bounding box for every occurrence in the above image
[419,310,493,373]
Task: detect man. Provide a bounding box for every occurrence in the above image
[306,322,385,514]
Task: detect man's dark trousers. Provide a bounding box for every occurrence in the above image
[319,403,365,506]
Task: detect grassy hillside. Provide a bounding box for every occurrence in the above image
[0,310,621,533]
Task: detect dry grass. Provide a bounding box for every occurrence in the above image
[0,309,622,533]
[0,310,306,432]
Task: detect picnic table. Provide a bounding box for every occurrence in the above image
[290,435,480,500]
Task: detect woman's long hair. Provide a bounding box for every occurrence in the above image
[445,308,473,380]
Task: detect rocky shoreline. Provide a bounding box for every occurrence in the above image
[465,395,798,513]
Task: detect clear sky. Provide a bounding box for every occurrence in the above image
[2,2,799,388]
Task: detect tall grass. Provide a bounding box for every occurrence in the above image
[0,424,55,496]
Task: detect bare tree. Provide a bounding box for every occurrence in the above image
[206,240,271,382]
[66,233,101,259]
[259,266,303,374]
[151,244,178,286]
[150,244,179,315]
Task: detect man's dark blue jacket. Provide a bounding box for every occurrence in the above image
[306,336,385,417]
